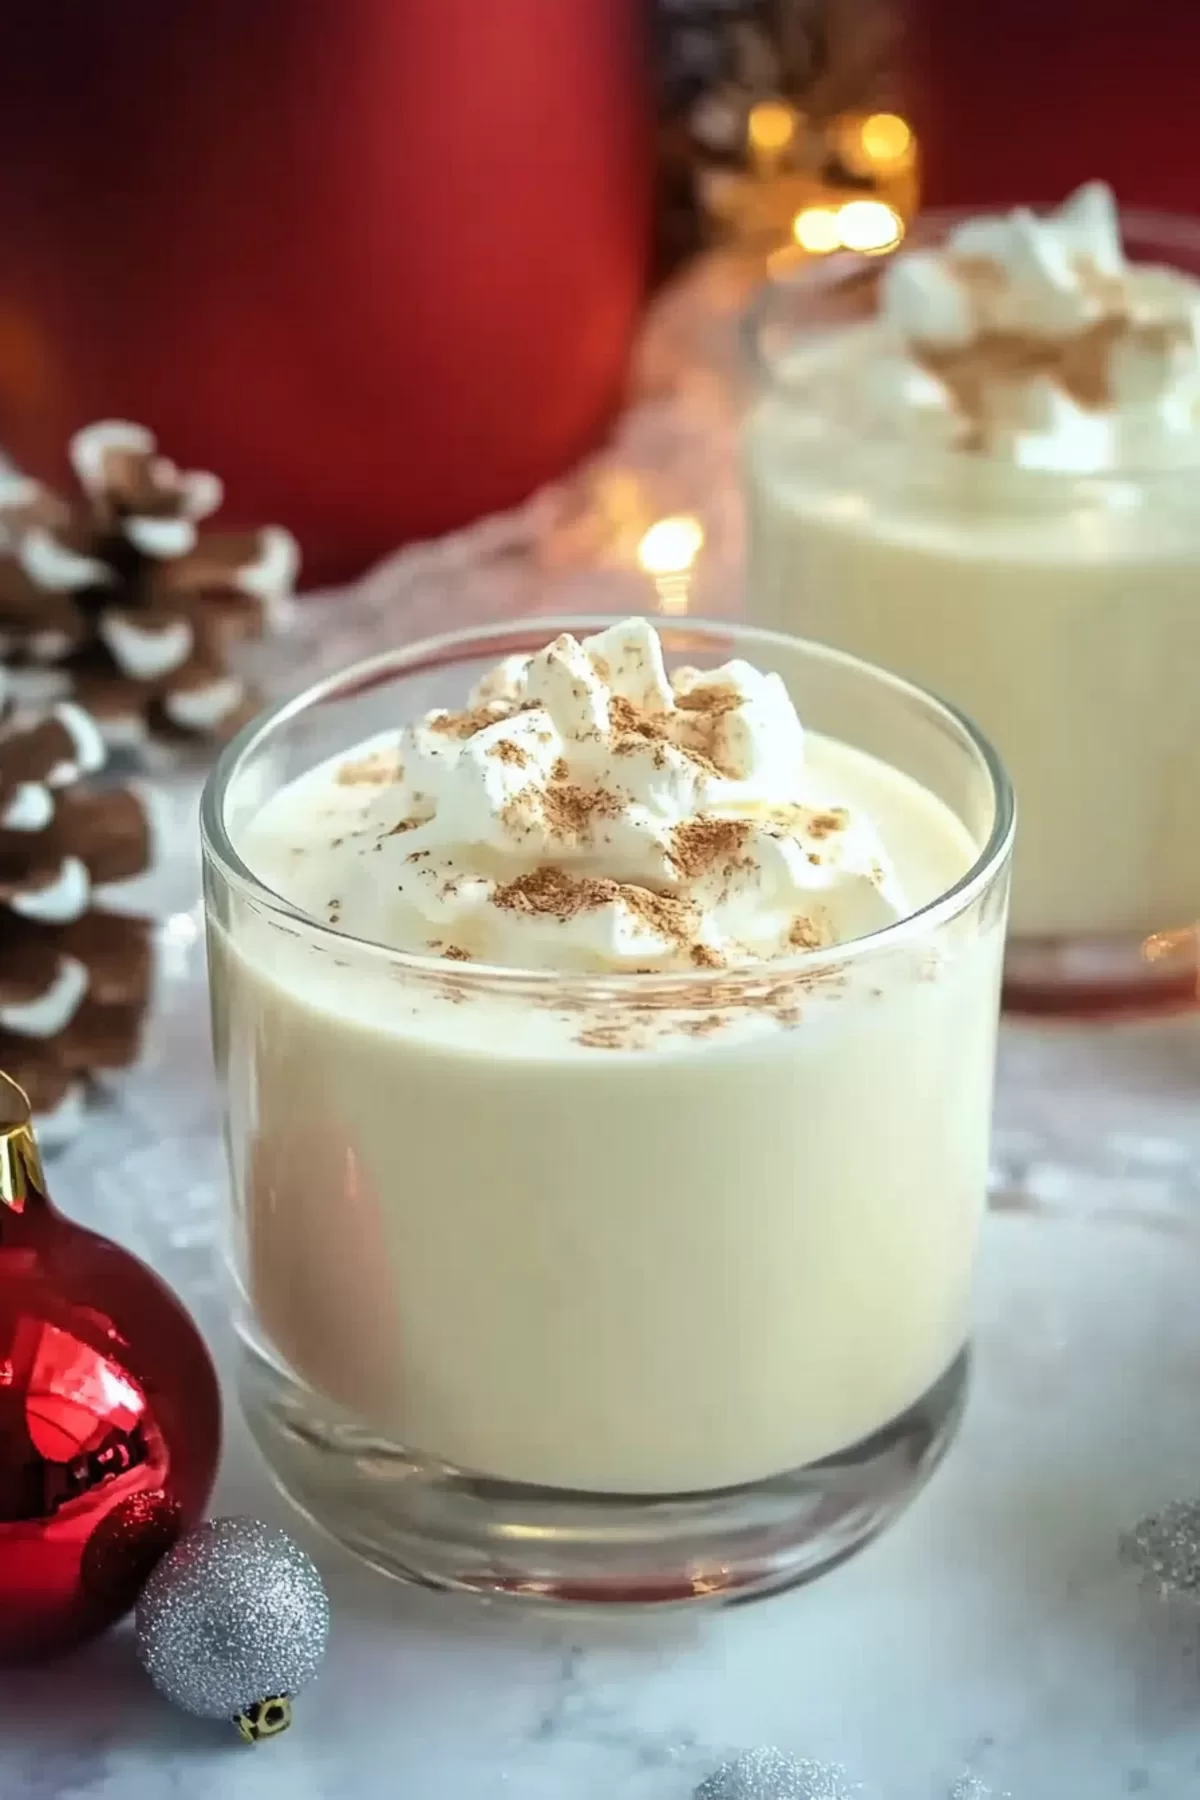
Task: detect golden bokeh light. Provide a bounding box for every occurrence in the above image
[859,112,913,165]
[792,207,842,253]
[747,100,797,159]
[637,515,705,578]
[836,200,904,254]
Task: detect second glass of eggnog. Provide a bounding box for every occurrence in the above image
[203,616,1012,1608]
[745,189,1200,1009]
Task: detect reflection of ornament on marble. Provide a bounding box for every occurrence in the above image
[135,1517,330,1741]
[0,423,297,751]
[694,1750,1003,1798]
[694,1749,856,1799]
[1121,1497,1200,1600]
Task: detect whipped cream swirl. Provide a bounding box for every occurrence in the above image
[321,620,906,973]
[869,182,1200,470]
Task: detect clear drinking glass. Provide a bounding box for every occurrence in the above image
[201,616,1013,1609]
[743,209,1200,1013]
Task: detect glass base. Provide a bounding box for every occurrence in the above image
[238,1337,968,1611]
[1004,929,1200,1018]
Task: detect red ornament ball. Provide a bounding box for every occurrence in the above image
[0,1077,220,1663]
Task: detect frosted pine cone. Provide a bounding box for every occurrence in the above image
[0,421,297,750]
[0,694,152,1144]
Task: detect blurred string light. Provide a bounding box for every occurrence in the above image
[637,515,705,616]
[858,112,913,166]
[837,200,904,253]
[705,104,915,259]
[746,99,798,173]
[792,198,903,256]
[792,207,842,254]
[834,110,917,180]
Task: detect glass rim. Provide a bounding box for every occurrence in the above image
[200,613,1015,993]
[743,201,1200,486]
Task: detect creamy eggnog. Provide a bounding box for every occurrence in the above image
[746,185,1200,969]
[211,620,1007,1497]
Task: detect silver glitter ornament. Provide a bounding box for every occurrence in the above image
[1121,1498,1200,1600]
[135,1517,330,1740]
[694,1749,856,1800]
[948,1779,995,1800]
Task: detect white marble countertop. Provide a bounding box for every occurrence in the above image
[5,260,1200,1799]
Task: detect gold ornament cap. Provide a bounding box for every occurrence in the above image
[0,1072,47,1211]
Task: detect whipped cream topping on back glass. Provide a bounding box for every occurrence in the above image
[859,182,1200,471]
[268,619,909,973]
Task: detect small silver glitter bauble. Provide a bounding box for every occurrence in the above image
[1121,1498,1200,1601]
[135,1517,330,1737]
[948,1779,995,1800]
[694,1748,855,1800]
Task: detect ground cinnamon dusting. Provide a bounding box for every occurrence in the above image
[493,865,697,946]
[788,914,825,950]
[608,693,729,779]
[806,810,846,840]
[540,783,622,839]
[608,695,671,742]
[336,752,400,786]
[668,816,751,878]
[441,945,472,961]
[429,698,542,740]
[490,739,529,767]
[576,1021,649,1051]
[674,682,742,717]
[621,886,699,944]
[675,711,740,778]
[428,703,507,739]
[915,258,1191,445]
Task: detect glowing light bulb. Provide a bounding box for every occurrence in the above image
[792,207,842,254]
[859,113,913,165]
[836,200,904,255]
[637,516,705,578]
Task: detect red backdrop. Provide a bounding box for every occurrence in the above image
[903,0,1200,214]
[0,2,652,585]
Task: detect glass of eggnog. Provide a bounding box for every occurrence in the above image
[202,614,1012,1607]
[744,186,1200,1011]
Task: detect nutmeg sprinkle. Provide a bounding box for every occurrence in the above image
[489,739,530,768]
[911,249,1193,451]
[608,693,730,779]
[493,865,698,947]
[540,783,623,840]
[336,751,400,786]
[667,816,752,879]
[261,621,914,1029]
[428,703,506,739]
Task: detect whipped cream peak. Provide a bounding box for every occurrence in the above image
[314,620,909,973]
[872,182,1200,469]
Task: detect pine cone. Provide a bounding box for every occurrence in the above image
[0,421,298,750]
[0,696,152,1145]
